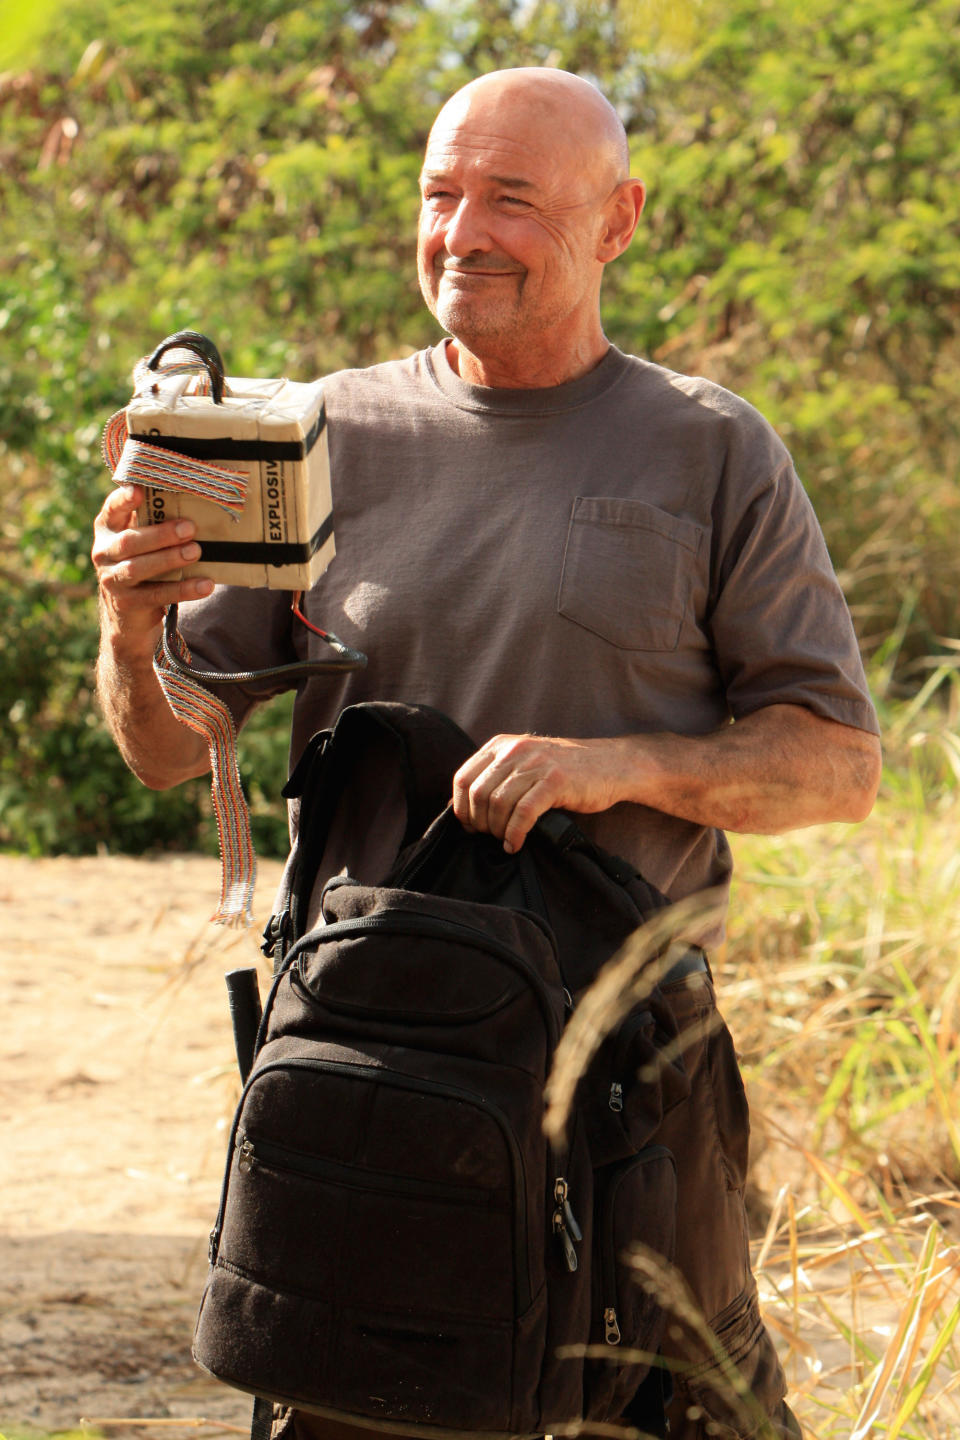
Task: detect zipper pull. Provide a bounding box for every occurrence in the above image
[604,1305,622,1345]
[552,1176,582,1270]
[208,1228,219,1264]
[555,1176,583,1242]
[237,1136,257,1174]
[608,1080,624,1113]
[553,1209,579,1272]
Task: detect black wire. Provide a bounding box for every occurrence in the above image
[162,604,367,686]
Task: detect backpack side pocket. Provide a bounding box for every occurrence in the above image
[584,1146,677,1424]
[579,1006,689,1169]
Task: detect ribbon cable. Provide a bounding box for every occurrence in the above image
[102,393,257,927]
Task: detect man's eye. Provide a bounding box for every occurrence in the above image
[500,195,530,208]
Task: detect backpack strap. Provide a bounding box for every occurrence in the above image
[249,1396,274,1440]
[535,807,673,918]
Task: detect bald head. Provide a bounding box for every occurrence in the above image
[429,68,630,193]
[417,67,645,386]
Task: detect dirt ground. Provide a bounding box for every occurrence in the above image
[2,853,939,1439]
[0,852,287,1438]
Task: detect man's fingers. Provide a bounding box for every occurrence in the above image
[453,733,620,851]
[102,534,200,584]
[451,753,487,833]
[452,736,561,851]
[484,767,552,845]
[110,575,216,609]
[97,483,144,533]
[95,513,197,566]
[452,739,522,835]
[93,486,211,591]
[499,776,556,854]
[92,486,215,639]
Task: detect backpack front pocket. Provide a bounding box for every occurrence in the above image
[195,1046,551,1433]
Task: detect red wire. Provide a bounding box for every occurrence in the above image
[291,590,331,641]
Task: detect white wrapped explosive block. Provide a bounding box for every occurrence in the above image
[126,358,334,590]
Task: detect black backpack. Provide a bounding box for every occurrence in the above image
[193,702,691,1437]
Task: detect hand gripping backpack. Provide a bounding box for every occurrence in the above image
[193,702,695,1438]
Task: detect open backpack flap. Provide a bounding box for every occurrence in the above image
[195,702,695,1438]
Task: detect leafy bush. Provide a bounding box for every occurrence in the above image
[1,0,957,853]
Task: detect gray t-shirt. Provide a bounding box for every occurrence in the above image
[179,341,878,931]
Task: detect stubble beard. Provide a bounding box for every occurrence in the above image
[435,293,519,345]
[421,261,527,347]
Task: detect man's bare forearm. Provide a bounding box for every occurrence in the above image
[96,613,210,789]
[613,704,881,834]
[453,703,882,853]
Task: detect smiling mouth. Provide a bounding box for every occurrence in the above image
[440,266,520,282]
[438,252,522,275]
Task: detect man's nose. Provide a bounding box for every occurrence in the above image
[442,196,491,255]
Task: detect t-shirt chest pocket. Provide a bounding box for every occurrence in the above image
[557,496,704,652]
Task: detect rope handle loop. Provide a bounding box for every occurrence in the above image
[146,330,227,404]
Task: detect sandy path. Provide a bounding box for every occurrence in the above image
[5,852,945,1439]
[0,853,286,1437]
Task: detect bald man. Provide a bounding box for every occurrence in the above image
[94,67,879,1440]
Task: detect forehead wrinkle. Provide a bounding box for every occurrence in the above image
[421,164,539,193]
[424,112,624,206]
[486,174,537,189]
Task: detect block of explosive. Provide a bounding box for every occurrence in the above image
[115,331,334,590]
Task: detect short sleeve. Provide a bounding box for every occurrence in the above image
[708,449,879,735]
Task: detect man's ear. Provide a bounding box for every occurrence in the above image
[596,178,646,263]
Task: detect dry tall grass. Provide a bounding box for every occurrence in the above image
[546,680,960,1437]
[724,797,960,1437]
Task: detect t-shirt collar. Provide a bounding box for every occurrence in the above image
[425,338,631,416]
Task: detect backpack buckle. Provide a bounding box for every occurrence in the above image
[261,909,290,961]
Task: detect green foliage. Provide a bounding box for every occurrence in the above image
[1,0,958,854]
[604,0,960,654]
[237,690,298,856]
[0,0,62,68]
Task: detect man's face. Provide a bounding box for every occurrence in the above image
[417,95,610,358]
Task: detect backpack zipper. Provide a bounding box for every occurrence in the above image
[286,910,564,1052]
[598,1147,673,1347]
[234,1129,498,1208]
